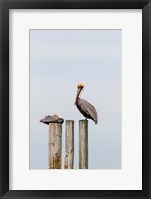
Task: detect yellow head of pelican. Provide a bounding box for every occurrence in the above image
[77,82,85,89]
[53,113,61,118]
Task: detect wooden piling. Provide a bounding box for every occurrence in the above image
[64,120,74,169]
[79,120,88,169]
[48,123,62,169]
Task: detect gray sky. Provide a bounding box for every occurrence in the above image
[30,29,122,169]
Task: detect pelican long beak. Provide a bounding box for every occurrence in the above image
[74,87,82,105]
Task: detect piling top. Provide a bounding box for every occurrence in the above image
[49,123,62,128]
[79,119,88,123]
[66,120,74,122]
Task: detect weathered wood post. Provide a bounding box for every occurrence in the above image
[48,123,62,169]
[79,120,88,169]
[64,120,74,169]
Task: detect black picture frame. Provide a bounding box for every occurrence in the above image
[0,0,151,198]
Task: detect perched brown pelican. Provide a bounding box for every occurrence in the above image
[74,82,98,124]
[40,114,64,125]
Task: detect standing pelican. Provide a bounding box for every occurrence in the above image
[40,113,64,125]
[74,82,98,124]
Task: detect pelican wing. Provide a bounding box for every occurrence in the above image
[80,99,98,124]
[41,115,58,123]
[40,115,64,124]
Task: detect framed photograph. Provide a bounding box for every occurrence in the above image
[0,0,151,198]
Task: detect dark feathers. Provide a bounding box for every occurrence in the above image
[76,98,98,124]
[40,115,64,125]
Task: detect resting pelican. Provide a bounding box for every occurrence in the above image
[40,114,64,125]
[74,82,98,124]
